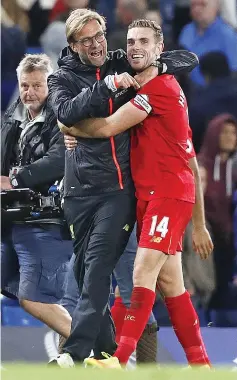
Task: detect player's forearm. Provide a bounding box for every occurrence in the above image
[58,118,111,138]
[189,158,206,228]
[192,173,206,228]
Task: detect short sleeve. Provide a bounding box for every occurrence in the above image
[130,77,164,114]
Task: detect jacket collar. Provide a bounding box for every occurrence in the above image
[12,101,46,126]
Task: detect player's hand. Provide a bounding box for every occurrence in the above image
[115,72,140,90]
[192,225,214,260]
[134,66,158,87]
[64,134,77,150]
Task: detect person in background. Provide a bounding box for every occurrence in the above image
[108,0,148,51]
[173,0,191,43]
[1,54,73,339]
[15,0,56,46]
[220,0,237,29]
[145,8,162,26]
[1,22,26,112]
[179,0,237,86]
[198,114,237,311]
[189,51,237,153]
[182,164,216,314]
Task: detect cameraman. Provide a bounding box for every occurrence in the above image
[1,54,72,338]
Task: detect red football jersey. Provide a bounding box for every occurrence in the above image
[130,74,195,203]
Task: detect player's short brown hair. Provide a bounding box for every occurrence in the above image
[128,19,163,43]
[66,9,106,44]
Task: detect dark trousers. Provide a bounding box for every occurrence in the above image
[63,191,136,361]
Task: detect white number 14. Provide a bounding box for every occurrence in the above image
[149,216,169,238]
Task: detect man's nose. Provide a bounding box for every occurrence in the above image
[27,86,34,96]
[133,41,141,49]
[91,38,100,47]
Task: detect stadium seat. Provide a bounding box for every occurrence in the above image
[210,309,237,327]
[1,296,44,327]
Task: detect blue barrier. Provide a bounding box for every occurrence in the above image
[1,297,44,327]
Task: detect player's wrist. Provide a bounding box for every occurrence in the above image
[104,75,118,92]
[192,222,206,230]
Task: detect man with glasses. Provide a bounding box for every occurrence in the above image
[48,8,198,367]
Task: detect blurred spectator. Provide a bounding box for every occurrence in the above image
[158,0,174,48]
[220,0,237,29]
[179,0,237,86]
[173,0,191,43]
[1,5,26,112]
[145,9,162,25]
[189,51,237,152]
[1,0,29,33]
[40,0,92,69]
[95,0,117,32]
[108,0,148,51]
[182,164,215,312]
[16,0,56,46]
[199,114,237,310]
[50,0,67,21]
[50,0,91,21]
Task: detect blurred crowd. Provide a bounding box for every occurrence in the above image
[1,0,237,327]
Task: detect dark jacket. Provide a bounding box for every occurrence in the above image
[48,48,198,197]
[1,97,66,194]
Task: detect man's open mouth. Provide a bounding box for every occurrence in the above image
[90,50,103,58]
[131,54,144,59]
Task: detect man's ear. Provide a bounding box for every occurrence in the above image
[70,43,78,53]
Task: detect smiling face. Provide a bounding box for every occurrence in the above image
[71,19,107,67]
[127,26,163,72]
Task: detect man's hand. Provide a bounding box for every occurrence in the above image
[115,72,140,90]
[134,66,158,87]
[0,176,13,190]
[58,120,87,137]
[192,225,214,260]
[64,134,77,150]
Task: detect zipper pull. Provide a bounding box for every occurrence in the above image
[96,67,100,80]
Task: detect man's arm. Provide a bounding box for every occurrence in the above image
[160,50,199,75]
[58,99,149,138]
[48,70,140,127]
[48,74,112,127]
[13,124,66,188]
[189,157,214,259]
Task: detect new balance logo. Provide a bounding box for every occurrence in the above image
[150,236,162,243]
[123,224,130,232]
[125,315,135,321]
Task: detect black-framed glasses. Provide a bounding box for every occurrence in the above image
[74,32,106,47]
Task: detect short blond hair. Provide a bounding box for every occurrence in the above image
[16,53,53,80]
[128,19,163,43]
[66,9,106,43]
